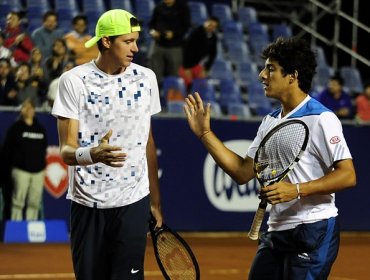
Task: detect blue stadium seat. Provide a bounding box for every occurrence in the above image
[167,101,185,114]
[190,78,217,102]
[227,102,252,117]
[82,0,106,13]
[56,9,79,33]
[54,0,80,11]
[188,1,208,26]
[340,66,364,94]
[218,78,243,107]
[235,61,259,88]
[0,1,23,27]
[25,0,50,9]
[247,82,273,116]
[271,23,293,40]
[312,65,333,92]
[209,57,234,84]
[110,0,133,12]
[312,45,329,67]
[237,6,257,31]
[222,20,244,47]
[211,3,233,28]
[225,40,252,65]
[247,22,270,65]
[133,0,155,25]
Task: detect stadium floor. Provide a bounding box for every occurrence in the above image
[0,232,369,280]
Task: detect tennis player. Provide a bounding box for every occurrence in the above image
[52,9,163,280]
[184,37,356,279]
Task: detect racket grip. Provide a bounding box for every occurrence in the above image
[248,202,267,241]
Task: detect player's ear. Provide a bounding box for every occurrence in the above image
[101,37,111,49]
[289,71,298,83]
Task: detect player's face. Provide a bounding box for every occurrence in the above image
[259,58,290,99]
[109,32,139,68]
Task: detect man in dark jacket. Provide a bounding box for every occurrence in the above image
[2,99,47,220]
[179,16,219,88]
[149,0,191,86]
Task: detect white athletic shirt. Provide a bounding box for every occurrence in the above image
[52,61,161,208]
[247,95,352,231]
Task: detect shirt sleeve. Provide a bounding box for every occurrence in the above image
[147,69,161,116]
[311,111,352,168]
[51,71,81,120]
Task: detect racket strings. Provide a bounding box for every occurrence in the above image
[155,232,197,279]
[256,123,307,181]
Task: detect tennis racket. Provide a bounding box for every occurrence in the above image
[149,215,200,280]
[248,119,309,240]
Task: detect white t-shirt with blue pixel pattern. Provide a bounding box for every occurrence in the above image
[52,61,161,208]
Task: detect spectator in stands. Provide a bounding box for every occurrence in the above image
[2,98,47,220]
[355,81,370,123]
[29,47,47,100]
[14,62,41,106]
[315,74,354,119]
[64,15,99,65]
[3,11,34,65]
[43,38,70,84]
[31,11,64,61]
[0,57,17,106]
[179,16,219,90]
[46,60,75,108]
[0,32,12,60]
[149,0,191,86]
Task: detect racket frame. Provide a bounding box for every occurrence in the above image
[248,119,309,240]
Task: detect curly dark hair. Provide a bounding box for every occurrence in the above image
[261,37,317,93]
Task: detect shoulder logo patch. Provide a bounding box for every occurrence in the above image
[330,136,341,144]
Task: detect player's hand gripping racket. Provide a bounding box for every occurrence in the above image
[149,214,200,280]
[248,119,309,240]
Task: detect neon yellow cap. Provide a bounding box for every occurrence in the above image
[85,9,141,48]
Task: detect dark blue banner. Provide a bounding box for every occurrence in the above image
[1,111,369,231]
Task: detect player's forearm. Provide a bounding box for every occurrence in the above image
[146,132,161,209]
[200,131,254,184]
[299,159,356,197]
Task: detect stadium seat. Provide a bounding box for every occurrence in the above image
[227,102,252,117]
[312,65,333,92]
[54,0,80,11]
[237,6,258,31]
[162,76,187,110]
[190,78,217,102]
[226,40,252,65]
[209,57,234,84]
[222,20,244,47]
[271,23,293,40]
[110,0,133,12]
[25,0,50,9]
[235,61,259,88]
[340,66,364,94]
[247,82,273,115]
[133,0,155,25]
[188,1,208,26]
[312,45,329,67]
[0,1,23,27]
[211,3,233,28]
[56,9,79,33]
[218,78,243,107]
[247,22,270,65]
[82,0,106,13]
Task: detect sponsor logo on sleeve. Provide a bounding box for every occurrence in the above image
[329,136,341,144]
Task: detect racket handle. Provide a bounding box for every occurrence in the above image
[248,201,267,241]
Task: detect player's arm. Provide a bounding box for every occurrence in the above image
[57,117,126,167]
[146,126,163,227]
[184,92,255,184]
[299,158,356,197]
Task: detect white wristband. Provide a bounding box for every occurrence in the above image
[296,183,301,200]
[75,147,93,165]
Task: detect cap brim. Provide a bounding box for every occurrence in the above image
[85,36,100,48]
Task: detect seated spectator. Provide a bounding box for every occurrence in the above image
[43,38,70,83]
[0,32,12,60]
[355,82,370,123]
[315,74,354,119]
[14,62,40,106]
[64,15,99,65]
[46,60,75,108]
[179,16,219,90]
[29,47,48,103]
[3,11,34,65]
[0,57,17,106]
[31,11,64,60]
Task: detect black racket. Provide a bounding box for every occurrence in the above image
[149,215,200,280]
[248,119,309,240]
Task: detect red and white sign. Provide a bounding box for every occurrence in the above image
[44,146,68,198]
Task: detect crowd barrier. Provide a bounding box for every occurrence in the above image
[1,110,369,231]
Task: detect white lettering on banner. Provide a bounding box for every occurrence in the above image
[27,221,46,242]
[203,140,269,212]
[22,132,44,139]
